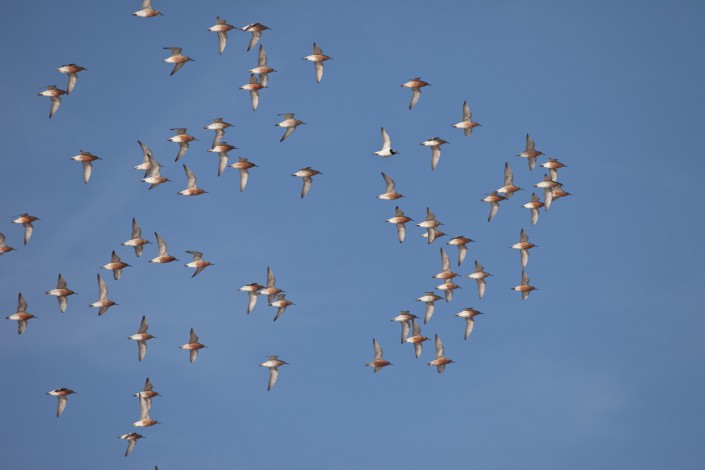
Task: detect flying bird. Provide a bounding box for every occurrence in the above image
[428,334,454,373]
[403,318,429,358]
[496,162,521,198]
[534,174,562,210]
[239,282,264,314]
[101,250,130,280]
[0,232,16,256]
[452,101,481,136]
[365,339,392,372]
[69,150,101,183]
[168,128,196,162]
[455,307,483,340]
[90,273,117,315]
[386,206,412,243]
[421,229,446,243]
[401,77,429,110]
[178,164,207,196]
[240,74,265,111]
[47,388,76,417]
[207,142,236,176]
[467,260,491,299]
[122,218,151,257]
[377,172,404,200]
[141,154,170,190]
[56,64,86,94]
[303,42,332,83]
[180,328,206,363]
[260,355,287,391]
[45,274,76,313]
[38,85,66,118]
[373,127,397,157]
[132,389,159,428]
[208,17,234,54]
[433,248,458,281]
[523,192,545,225]
[249,45,276,87]
[511,228,536,269]
[292,167,321,199]
[128,316,155,362]
[513,270,537,300]
[447,235,474,266]
[481,191,506,222]
[416,207,443,244]
[240,23,270,51]
[229,157,258,192]
[416,291,442,325]
[390,310,418,344]
[134,141,154,172]
[276,113,304,142]
[420,137,448,170]
[204,117,233,148]
[540,158,566,181]
[150,232,178,264]
[6,293,36,334]
[133,0,161,17]
[259,267,283,303]
[517,133,543,170]
[163,47,193,76]
[12,213,39,245]
[436,279,460,303]
[118,433,144,457]
[270,293,294,322]
[185,251,213,278]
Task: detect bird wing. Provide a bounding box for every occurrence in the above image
[131,218,142,238]
[49,96,61,118]
[464,317,475,340]
[258,44,267,66]
[301,176,312,198]
[522,271,530,286]
[170,62,185,76]
[477,278,486,299]
[97,273,108,300]
[183,164,197,188]
[217,31,228,54]
[396,223,406,243]
[411,318,421,336]
[67,72,78,94]
[57,274,67,289]
[58,296,68,313]
[57,396,67,417]
[526,133,535,151]
[458,244,467,266]
[312,42,323,55]
[250,89,260,111]
[268,367,279,390]
[431,146,441,170]
[409,87,421,110]
[280,126,296,142]
[17,293,27,312]
[504,162,513,186]
[488,202,499,222]
[125,439,137,457]
[520,249,529,269]
[189,328,198,343]
[267,267,276,288]
[435,334,444,358]
[239,167,249,192]
[381,127,391,151]
[248,31,261,52]
[440,247,450,272]
[187,251,203,262]
[462,100,471,120]
[189,349,199,363]
[314,61,324,83]
[381,172,395,193]
[373,338,383,360]
[413,342,422,359]
[247,291,258,314]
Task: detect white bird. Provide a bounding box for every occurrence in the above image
[260,355,287,391]
[373,127,397,157]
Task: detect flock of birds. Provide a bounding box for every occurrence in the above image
[6,0,573,462]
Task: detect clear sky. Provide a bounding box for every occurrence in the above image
[1,0,704,468]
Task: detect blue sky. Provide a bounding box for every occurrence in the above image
[1,0,705,468]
